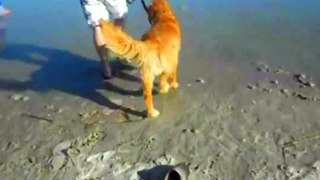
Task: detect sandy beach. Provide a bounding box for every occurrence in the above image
[1,0,320,179]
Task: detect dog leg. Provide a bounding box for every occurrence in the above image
[170,63,179,89]
[141,69,160,118]
[159,72,170,94]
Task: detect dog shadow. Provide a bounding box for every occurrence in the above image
[0,43,147,117]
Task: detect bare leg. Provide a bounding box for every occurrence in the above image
[93,26,113,79]
[94,17,126,79]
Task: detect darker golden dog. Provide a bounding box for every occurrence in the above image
[99,0,181,118]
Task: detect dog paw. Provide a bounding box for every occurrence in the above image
[148,109,160,118]
[171,82,179,89]
[159,85,170,94]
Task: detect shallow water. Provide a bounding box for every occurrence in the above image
[1,0,320,80]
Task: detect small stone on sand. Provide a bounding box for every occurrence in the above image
[45,105,55,110]
[280,88,289,96]
[298,73,307,79]
[262,88,272,93]
[274,67,286,74]
[22,96,30,101]
[241,108,248,113]
[10,94,23,101]
[196,78,205,84]
[247,84,256,90]
[294,73,309,84]
[4,141,19,151]
[270,80,279,86]
[27,157,35,164]
[78,112,90,119]
[256,63,270,72]
[55,108,64,113]
[292,92,308,100]
[305,81,316,88]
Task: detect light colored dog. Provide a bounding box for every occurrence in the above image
[99,0,181,118]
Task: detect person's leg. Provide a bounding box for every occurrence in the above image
[96,17,126,79]
[80,0,114,79]
[93,26,113,79]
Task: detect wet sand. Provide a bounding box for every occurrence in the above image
[1,0,320,179]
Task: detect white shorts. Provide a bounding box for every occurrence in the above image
[80,0,128,27]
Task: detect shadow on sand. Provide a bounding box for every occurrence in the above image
[0,43,147,117]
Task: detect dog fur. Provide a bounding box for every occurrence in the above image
[99,0,181,118]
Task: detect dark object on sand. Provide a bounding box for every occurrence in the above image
[280,88,290,96]
[138,163,189,180]
[270,80,279,86]
[294,73,316,88]
[21,113,54,123]
[164,163,189,180]
[247,84,256,90]
[292,92,309,100]
[294,74,307,84]
[256,63,270,72]
[195,78,205,84]
[305,81,316,88]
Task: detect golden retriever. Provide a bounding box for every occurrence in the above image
[99,0,181,118]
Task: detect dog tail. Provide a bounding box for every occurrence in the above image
[98,19,152,66]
